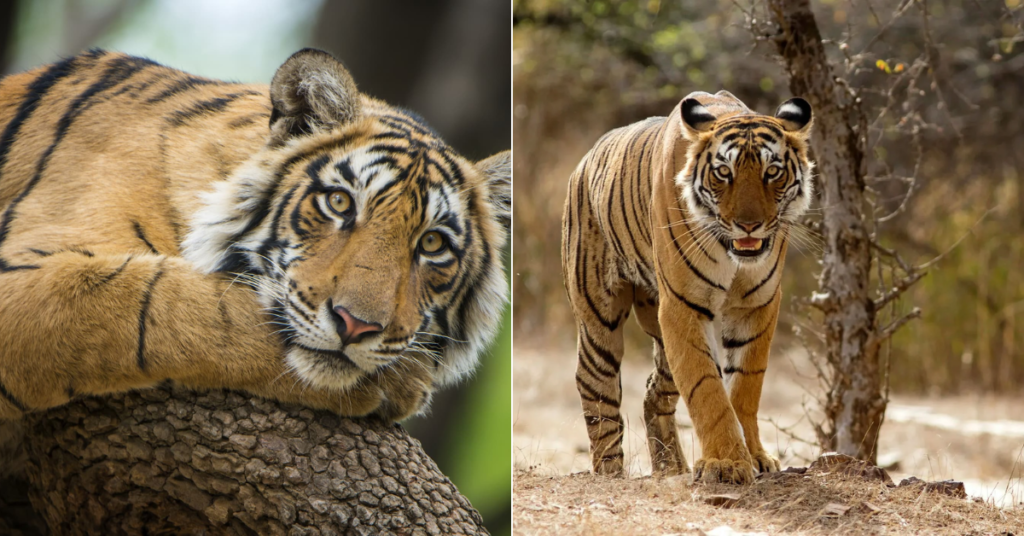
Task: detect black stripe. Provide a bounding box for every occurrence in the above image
[742,248,781,299]
[741,282,781,320]
[132,221,159,254]
[306,154,332,186]
[0,52,96,177]
[136,266,165,371]
[0,376,27,411]
[221,134,357,264]
[656,271,715,321]
[593,424,625,441]
[669,217,725,290]
[287,298,317,325]
[146,76,220,104]
[166,91,258,126]
[681,295,714,321]
[227,113,267,129]
[723,366,766,375]
[688,342,718,370]
[723,324,771,349]
[0,55,152,270]
[255,184,299,264]
[576,373,620,407]
[336,159,359,184]
[578,252,621,330]
[679,214,717,263]
[584,414,623,427]
[686,373,719,405]
[96,257,132,286]
[579,335,619,379]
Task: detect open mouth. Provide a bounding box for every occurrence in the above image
[726,237,771,257]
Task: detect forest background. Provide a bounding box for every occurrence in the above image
[514,0,1024,400]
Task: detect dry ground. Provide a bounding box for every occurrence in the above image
[514,470,1024,535]
[513,341,1024,534]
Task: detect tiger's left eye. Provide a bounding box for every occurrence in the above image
[715,165,731,178]
[328,191,353,215]
[765,166,781,178]
[420,231,447,254]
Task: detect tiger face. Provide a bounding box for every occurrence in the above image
[676,96,814,264]
[183,49,509,394]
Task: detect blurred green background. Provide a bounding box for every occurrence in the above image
[513,0,1024,396]
[0,0,510,533]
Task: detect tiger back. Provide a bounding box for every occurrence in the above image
[562,90,813,484]
[0,49,510,423]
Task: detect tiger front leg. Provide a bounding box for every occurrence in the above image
[659,299,753,485]
[722,291,783,474]
[0,250,389,419]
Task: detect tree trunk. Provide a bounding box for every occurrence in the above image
[9,387,486,535]
[766,0,883,462]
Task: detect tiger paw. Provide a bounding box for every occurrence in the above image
[693,457,755,485]
[750,450,780,473]
[368,357,435,422]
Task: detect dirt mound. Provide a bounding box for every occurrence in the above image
[513,458,1024,535]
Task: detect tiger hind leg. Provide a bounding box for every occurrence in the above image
[570,284,633,476]
[634,289,688,476]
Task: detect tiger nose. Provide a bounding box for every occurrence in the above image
[736,220,763,233]
[330,305,383,344]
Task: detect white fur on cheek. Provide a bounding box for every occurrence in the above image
[181,157,278,274]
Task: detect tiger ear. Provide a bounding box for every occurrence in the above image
[775,97,813,137]
[476,150,511,234]
[269,48,362,145]
[679,98,716,140]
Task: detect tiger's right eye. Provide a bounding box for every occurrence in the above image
[328,191,353,215]
[715,165,731,178]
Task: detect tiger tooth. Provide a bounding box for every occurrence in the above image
[732,239,763,251]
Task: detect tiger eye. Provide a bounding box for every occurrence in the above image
[715,165,731,177]
[328,191,352,214]
[420,231,446,254]
[765,166,781,178]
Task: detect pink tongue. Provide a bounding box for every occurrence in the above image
[736,237,761,248]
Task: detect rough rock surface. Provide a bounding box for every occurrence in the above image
[18,386,486,535]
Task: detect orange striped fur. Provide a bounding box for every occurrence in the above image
[562,91,813,484]
[0,49,510,422]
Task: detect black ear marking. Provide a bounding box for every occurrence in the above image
[680,98,716,133]
[775,97,813,133]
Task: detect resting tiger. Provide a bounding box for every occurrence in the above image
[0,48,509,424]
[562,91,813,484]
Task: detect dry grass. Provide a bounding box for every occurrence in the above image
[514,469,1024,535]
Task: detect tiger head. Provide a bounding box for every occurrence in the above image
[676,91,814,264]
[182,49,509,397]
